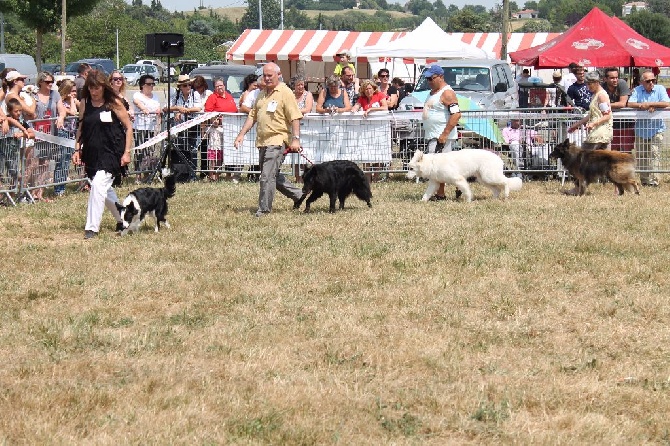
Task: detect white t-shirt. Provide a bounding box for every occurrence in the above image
[133,91,161,130]
[241,89,261,110]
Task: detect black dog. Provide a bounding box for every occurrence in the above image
[115,172,176,234]
[294,160,372,213]
[549,139,640,196]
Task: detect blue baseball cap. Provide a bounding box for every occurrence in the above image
[424,64,444,77]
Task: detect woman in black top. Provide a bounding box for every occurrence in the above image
[72,70,133,239]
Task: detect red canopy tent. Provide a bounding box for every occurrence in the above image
[509,7,670,68]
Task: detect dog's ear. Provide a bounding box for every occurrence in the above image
[563,138,570,146]
[115,202,125,213]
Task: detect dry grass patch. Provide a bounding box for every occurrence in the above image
[1,178,670,443]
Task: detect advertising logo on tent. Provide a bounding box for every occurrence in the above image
[572,39,604,50]
[626,38,650,50]
[655,59,664,66]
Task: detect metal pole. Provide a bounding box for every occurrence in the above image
[60,1,66,72]
[258,0,263,30]
[501,0,509,61]
[1,13,5,53]
[116,28,120,69]
[280,0,284,30]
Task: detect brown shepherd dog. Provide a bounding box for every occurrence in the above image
[549,139,640,196]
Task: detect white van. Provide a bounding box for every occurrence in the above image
[400,59,518,110]
[0,54,38,85]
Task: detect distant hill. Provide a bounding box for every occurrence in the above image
[189,7,413,23]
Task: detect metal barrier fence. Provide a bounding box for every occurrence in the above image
[1,109,670,206]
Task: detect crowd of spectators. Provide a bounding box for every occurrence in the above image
[1,59,670,206]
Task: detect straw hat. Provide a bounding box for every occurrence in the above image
[176,74,192,85]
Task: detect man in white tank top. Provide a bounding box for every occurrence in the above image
[421,64,461,200]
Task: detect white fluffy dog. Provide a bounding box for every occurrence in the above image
[407,149,522,202]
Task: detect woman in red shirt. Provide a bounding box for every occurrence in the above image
[204,77,238,181]
[351,79,389,182]
[351,79,388,117]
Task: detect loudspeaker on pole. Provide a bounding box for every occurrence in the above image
[145,33,184,57]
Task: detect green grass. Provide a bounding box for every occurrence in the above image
[1,177,670,443]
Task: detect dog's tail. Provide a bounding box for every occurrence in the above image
[506,176,523,192]
[162,168,177,199]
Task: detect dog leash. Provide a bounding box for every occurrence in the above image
[284,147,314,166]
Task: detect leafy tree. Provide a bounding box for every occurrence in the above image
[523,1,538,9]
[406,0,434,15]
[464,4,488,14]
[646,0,670,15]
[509,1,519,12]
[625,10,670,46]
[240,0,282,29]
[5,0,101,69]
[447,7,491,31]
[284,6,314,28]
[519,18,551,31]
[434,0,448,18]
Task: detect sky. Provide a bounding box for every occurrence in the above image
[134,0,501,13]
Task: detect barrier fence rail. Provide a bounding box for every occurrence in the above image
[1,109,670,205]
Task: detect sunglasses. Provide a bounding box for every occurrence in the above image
[42,80,54,84]
[379,74,389,78]
[643,78,656,84]
[426,76,438,81]
[112,77,124,81]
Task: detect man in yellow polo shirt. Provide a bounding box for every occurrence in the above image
[234,62,304,217]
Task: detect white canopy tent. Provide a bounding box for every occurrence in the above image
[356,17,495,62]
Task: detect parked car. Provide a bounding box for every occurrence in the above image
[59,61,107,77]
[78,58,115,75]
[121,63,161,86]
[136,58,168,82]
[177,59,199,76]
[187,64,257,100]
[0,53,38,85]
[400,59,519,110]
[41,63,61,74]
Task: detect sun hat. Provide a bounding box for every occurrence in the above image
[337,49,352,58]
[552,70,562,78]
[585,71,601,83]
[423,64,444,77]
[5,71,27,82]
[176,74,191,85]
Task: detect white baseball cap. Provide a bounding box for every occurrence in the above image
[5,71,27,82]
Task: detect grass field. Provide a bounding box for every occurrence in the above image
[2,177,670,443]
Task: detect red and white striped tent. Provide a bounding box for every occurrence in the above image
[226,30,561,63]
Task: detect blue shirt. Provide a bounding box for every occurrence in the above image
[628,84,670,138]
[567,81,592,110]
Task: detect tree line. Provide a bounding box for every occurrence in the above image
[2,0,669,69]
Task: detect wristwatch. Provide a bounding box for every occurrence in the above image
[292,135,300,140]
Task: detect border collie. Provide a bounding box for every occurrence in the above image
[116,170,176,234]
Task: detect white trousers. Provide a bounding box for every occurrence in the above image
[85,170,122,233]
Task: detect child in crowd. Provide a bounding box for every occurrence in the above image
[2,99,35,188]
